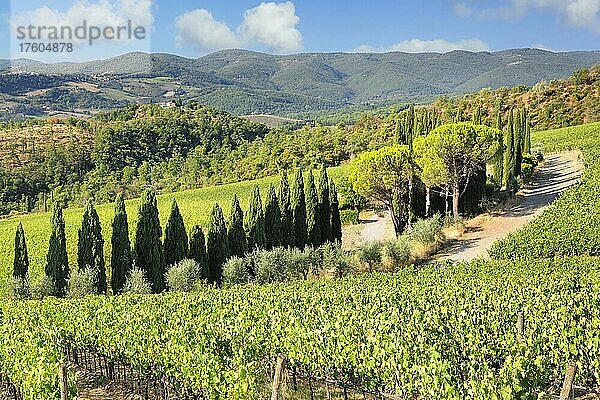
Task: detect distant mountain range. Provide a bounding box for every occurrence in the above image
[1,48,600,119]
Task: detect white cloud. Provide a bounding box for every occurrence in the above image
[11,0,154,46]
[455,0,600,32]
[175,1,302,54]
[239,2,302,53]
[175,9,241,51]
[532,43,558,52]
[454,3,474,17]
[355,38,490,54]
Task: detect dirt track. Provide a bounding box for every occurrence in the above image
[435,151,584,262]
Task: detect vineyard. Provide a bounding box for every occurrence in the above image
[490,122,600,259]
[0,166,347,294]
[2,257,600,399]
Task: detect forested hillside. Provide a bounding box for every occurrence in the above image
[3,48,600,118]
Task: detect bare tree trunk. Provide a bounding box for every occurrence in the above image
[452,182,460,219]
[388,204,401,237]
[425,186,431,217]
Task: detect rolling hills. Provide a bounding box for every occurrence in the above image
[3,48,600,118]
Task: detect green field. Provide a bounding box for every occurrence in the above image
[0,166,347,292]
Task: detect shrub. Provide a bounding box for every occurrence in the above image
[67,267,98,298]
[254,247,291,284]
[31,275,56,300]
[222,257,251,287]
[8,277,30,300]
[355,241,383,273]
[381,237,412,271]
[340,209,359,225]
[166,259,201,292]
[321,242,351,278]
[123,268,152,295]
[408,214,445,246]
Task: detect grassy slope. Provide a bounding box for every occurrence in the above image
[0,167,347,291]
[489,122,600,259]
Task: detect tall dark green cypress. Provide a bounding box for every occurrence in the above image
[189,225,208,279]
[329,180,343,243]
[134,190,165,293]
[305,170,321,247]
[227,195,247,257]
[110,193,132,295]
[207,204,228,285]
[503,109,515,192]
[264,184,282,250]
[292,169,307,249]
[514,109,523,177]
[245,186,266,251]
[278,172,294,248]
[493,111,505,185]
[318,167,332,243]
[164,199,188,267]
[13,222,28,279]
[78,200,107,293]
[46,203,69,297]
[524,110,531,155]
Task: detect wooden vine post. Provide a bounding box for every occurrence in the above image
[271,355,287,400]
[59,363,68,400]
[559,362,577,400]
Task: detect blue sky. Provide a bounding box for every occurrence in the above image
[2,0,600,62]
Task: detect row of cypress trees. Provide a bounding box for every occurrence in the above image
[12,167,342,295]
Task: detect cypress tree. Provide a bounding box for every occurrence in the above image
[305,170,321,247]
[329,180,343,243]
[134,190,165,293]
[493,111,505,185]
[189,225,208,280]
[264,184,282,250]
[110,193,132,295]
[292,169,308,249]
[472,106,482,125]
[503,109,515,192]
[245,186,266,251]
[514,109,523,177]
[318,166,332,243]
[207,204,228,285]
[78,200,107,294]
[13,222,29,279]
[525,112,531,154]
[278,172,294,247]
[46,203,69,297]
[164,199,188,268]
[227,195,247,257]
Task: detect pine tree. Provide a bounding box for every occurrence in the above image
[329,180,343,243]
[207,204,228,285]
[264,184,282,249]
[291,169,308,249]
[189,225,208,279]
[164,199,188,268]
[110,193,132,295]
[46,203,69,297]
[318,166,332,243]
[134,190,165,293]
[227,195,247,257]
[78,200,107,293]
[278,172,294,247]
[503,109,516,192]
[13,222,28,279]
[245,186,266,251]
[305,170,322,247]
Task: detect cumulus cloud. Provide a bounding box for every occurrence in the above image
[175,1,302,53]
[175,9,240,50]
[11,0,154,46]
[355,38,490,54]
[455,0,600,32]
